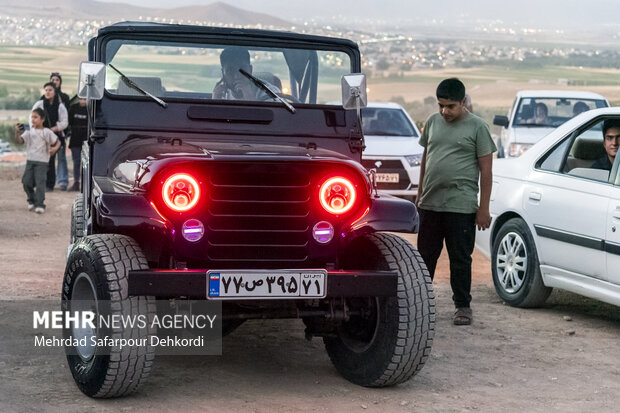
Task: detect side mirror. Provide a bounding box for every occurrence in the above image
[493,115,509,128]
[341,74,367,110]
[77,62,105,100]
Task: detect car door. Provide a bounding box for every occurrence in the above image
[605,161,620,285]
[524,128,610,280]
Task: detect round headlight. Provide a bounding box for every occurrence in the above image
[319,177,356,214]
[162,173,200,212]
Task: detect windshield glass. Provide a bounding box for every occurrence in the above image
[361,107,418,137]
[514,97,608,127]
[104,40,352,105]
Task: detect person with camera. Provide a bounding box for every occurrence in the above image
[32,82,68,191]
[14,108,61,214]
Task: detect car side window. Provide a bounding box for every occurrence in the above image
[537,137,571,172]
[537,117,618,183]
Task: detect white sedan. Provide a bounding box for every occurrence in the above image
[361,102,423,200]
[476,107,620,308]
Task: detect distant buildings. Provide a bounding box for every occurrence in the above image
[0,15,616,71]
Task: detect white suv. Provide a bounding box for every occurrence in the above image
[361,102,423,200]
[494,90,609,157]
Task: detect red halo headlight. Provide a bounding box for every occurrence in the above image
[162,173,200,212]
[319,177,356,214]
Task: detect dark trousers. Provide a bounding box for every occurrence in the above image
[417,208,476,308]
[46,152,56,189]
[71,146,81,183]
[22,160,48,208]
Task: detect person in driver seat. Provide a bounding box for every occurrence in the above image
[526,102,549,125]
[212,47,279,101]
[592,118,620,171]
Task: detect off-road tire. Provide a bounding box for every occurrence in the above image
[62,234,156,398]
[325,232,435,387]
[491,218,552,307]
[70,195,85,244]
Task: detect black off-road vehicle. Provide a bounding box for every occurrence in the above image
[63,22,435,398]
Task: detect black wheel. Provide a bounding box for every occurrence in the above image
[70,194,85,244]
[62,234,156,398]
[491,218,551,307]
[325,233,435,387]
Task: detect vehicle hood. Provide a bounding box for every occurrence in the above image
[512,126,555,144]
[114,138,356,163]
[363,135,424,157]
[107,138,365,191]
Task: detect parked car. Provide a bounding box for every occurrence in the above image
[493,90,609,158]
[361,102,423,200]
[63,22,435,398]
[476,107,620,308]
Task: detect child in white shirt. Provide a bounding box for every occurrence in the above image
[14,108,60,213]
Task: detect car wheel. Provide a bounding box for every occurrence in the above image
[62,234,156,398]
[491,218,551,307]
[324,233,435,387]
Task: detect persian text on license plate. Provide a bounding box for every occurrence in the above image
[375,173,399,183]
[207,270,327,299]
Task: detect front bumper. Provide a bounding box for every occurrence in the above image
[128,270,398,299]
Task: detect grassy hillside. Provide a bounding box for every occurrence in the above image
[2,45,620,143]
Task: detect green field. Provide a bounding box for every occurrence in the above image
[2,45,620,143]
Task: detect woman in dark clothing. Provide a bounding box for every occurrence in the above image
[49,72,71,109]
[32,82,68,191]
[49,73,70,190]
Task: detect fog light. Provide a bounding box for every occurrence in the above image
[182,219,204,242]
[313,221,334,244]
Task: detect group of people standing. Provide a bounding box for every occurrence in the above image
[14,72,88,213]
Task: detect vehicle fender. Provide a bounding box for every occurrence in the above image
[348,194,418,238]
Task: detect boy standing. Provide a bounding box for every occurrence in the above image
[14,108,60,214]
[417,78,496,325]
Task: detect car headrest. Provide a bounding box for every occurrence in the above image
[572,137,606,160]
[254,72,282,91]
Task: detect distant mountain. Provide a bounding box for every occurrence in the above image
[0,0,292,27]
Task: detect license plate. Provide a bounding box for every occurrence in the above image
[376,173,399,183]
[207,270,327,299]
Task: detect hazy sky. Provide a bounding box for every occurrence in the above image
[98,0,620,29]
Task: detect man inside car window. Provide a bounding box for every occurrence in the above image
[592,119,620,171]
[212,47,278,101]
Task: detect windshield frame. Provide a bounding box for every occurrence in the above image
[513,96,608,128]
[98,31,359,107]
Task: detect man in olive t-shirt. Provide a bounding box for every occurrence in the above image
[417,78,496,326]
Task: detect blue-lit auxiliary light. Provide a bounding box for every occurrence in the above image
[182,219,205,242]
[313,221,334,244]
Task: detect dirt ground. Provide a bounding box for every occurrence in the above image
[0,164,619,413]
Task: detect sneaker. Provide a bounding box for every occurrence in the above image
[59,185,68,191]
[28,203,35,211]
[70,182,80,191]
[35,207,45,214]
[46,186,54,192]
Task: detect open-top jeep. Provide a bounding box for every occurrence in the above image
[63,22,435,398]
